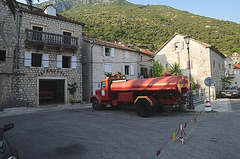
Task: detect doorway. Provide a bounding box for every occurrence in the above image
[39,79,65,105]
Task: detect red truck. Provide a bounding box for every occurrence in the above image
[90,74,189,117]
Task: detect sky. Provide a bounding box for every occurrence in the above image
[16,0,240,24]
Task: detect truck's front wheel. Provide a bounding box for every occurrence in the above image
[92,98,102,110]
[136,99,154,117]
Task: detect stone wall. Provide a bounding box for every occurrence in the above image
[154,34,225,93]
[0,1,83,108]
[82,39,153,101]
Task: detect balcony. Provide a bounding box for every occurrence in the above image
[25,29,78,51]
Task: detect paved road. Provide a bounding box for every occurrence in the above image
[1,105,240,159]
[230,98,240,111]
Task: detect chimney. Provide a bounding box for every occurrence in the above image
[43,4,56,16]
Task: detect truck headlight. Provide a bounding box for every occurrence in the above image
[8,157,18,159]
[233,92,238,94]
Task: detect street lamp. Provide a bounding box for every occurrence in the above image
[184,35,194,109]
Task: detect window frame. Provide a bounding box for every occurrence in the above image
[62,56,71,68]
[0,50,6,62]
[31,53,42,67]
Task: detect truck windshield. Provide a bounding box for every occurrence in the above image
[102,82,105,88]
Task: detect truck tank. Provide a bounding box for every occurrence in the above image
[110,75,189,94]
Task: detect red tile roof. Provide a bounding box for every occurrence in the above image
[233,63,240,69]
[143,50,154,55]
[83,37,152,57]
[17,2,85,26]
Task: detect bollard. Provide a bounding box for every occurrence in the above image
[204,100,212,111]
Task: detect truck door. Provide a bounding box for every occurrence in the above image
[101,81,109,101]
[101,82,106,97]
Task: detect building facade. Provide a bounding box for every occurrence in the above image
[0,2,84,108]
[232,64,240,87]
[230,52,240,64]
[154,33,225,94]
[82,37,153,101]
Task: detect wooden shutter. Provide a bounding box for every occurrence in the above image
[57,55,62,68]
[72,56,77,68]
[130,65,134,75]
[125,51,129,59]
[103,46,105,57]
[122,65,125,74]
[111,48,114,57]
[25,52,31,66]
[42,54,49,67]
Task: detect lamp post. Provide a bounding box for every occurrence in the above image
[184,35,194,109]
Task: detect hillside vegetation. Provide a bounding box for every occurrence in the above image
[37,0,240,55]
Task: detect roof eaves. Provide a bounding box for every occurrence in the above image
[83,37,152,57]
[18,3,85,26]
[153,32,178,57]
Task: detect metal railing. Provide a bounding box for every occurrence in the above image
[26,29,78,47]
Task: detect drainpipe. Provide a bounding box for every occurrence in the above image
[90,41,94,96]
[15,10,23,73]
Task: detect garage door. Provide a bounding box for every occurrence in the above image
[39,79,65,105]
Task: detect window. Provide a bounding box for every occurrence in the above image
[62,56,71,68]
[150,68,153,78]
[125,65,130,75]
[32,26,43,41]
[141,67,148,78]
[175,42,180,50]
[105,48,110,57]
[213,59,215,68]
[63,31,72,45]
[125,51,130,59]
[32,53,42,67]
[104,63,112,73]
[102,82,105,88]
[0,50,6,61]
[103,47,114,57]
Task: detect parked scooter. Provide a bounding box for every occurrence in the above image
[0,123,19,159]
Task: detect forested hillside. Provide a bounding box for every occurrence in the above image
[37,0,240,54]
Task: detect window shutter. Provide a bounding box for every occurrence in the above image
[109,63,112,73]
[125,51,129,59]
[111,48,114,57]
[25,52,31,66]
[103,46,105,57]
[122,65,125,74]
[42,54,49,67]
[181,41,184,50]
[172,43,176,51]
[57,55,62,68]
[130,65,134,75]
[72,56,77,68]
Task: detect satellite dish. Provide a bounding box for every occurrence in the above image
[204,77,214,87]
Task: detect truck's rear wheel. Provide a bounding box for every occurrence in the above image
[92,98,102,110]
[136,99,154,117]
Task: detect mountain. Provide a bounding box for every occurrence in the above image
[36,0,240,55]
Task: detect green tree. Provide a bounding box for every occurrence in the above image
[169,62,182,75]
[191,77,201,90]
[153,59,164,77]
[5,0,38,18]
[221,76,232,89]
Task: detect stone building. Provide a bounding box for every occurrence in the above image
[82,37,153,101]
[232,64,240,87]
[153,33,225,94]
[230,52,240,64]
[224,56,234,78]
[0,2,84,108]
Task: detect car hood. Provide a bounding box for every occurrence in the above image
[221,90,239,93]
